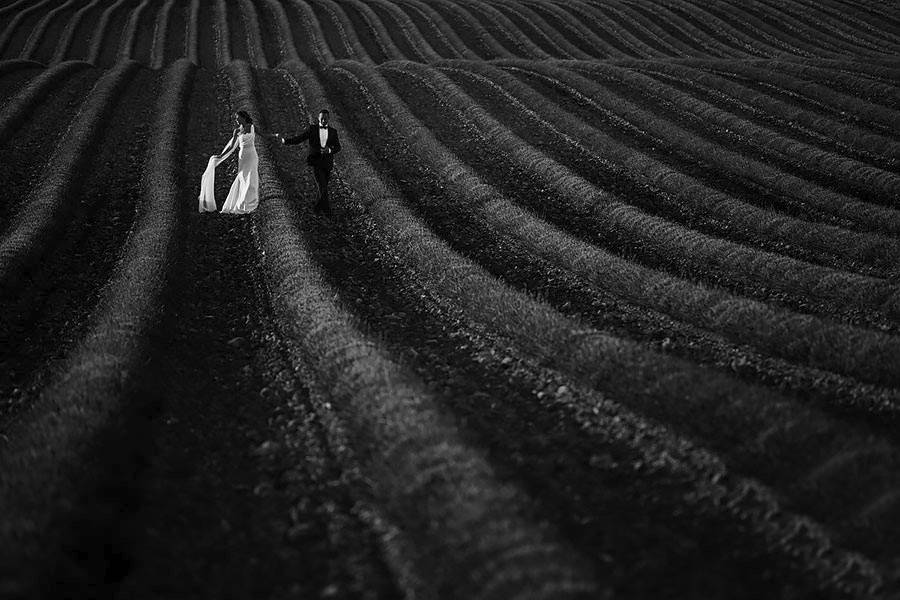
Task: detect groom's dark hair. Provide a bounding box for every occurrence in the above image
[319,109,329,116]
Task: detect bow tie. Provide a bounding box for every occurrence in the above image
[318,125,328,129]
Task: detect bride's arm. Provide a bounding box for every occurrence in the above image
[213,129,239,158]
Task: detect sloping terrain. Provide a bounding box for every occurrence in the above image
[0,1,898,598]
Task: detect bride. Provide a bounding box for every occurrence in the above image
[199,111,265,214]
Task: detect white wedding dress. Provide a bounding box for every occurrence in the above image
[198,125,259,213]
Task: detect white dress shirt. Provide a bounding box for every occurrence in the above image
[319,126,328,149]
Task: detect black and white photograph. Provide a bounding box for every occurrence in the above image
[0,1,898,598]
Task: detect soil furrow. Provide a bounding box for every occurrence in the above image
[0,65,99,228]
[21,0,87,64]
[0,66,157,427]
[563,61,900,209]
[631,63,900,173]
[0,0,53,60]
[280,60,895,597]
[0,61,41,103]
[387,61,900,332]
[62,0,107,61]
[116,65,402,599]
[161,0,186,64]
[444,62,897,271]
[257,74,870,596]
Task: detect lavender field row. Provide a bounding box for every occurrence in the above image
[0,1,899,598]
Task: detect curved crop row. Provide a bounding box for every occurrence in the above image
[618,0,743,58]
[228,59,601,600]
[653,1,777,57]
[690,1,817,57]
[51,0,103,63]
[680,57,900,110]
[422,60,900,321]
[195,0,216,67]
[699,0,879,58]
[492,60,900,245]
[148,0,175,68]
[0,58,40,103]
[85,0,131,66]
[351,59,900,386]
[0,57,39,77]
[760,60,899,109]
[629,60,900,168]
[798,0,900,47]
[325,58,900,576]
[584,0,702,58]
[286,55,892,596]
[483,0,579,59]
[0,0,56,59]
[693,1,838,57]
[556,0,672,58]
[0,63,99,232]
[248,0,284,66]
[697,61,900,135]
[0,0,38,20]
[162,0,187,65]
[257,0,300,64]
[751,0,897,55]
[118,0,155,64]
[0,60,89,139]
[364,0,438,62]
[391,0,473,59]
[555,61,900,226]
[284,0,335,69]
[326,0,391,63]
[421,0,516,60]
[0,63,159,435]
[511,0,610,59]
[0,59,191,597]
[289,58,894,598]
[19,0,81,63]
[237,0,268,68]
[308,0,368,62]
[803,59,900,83]
[455,0,550,60]
[0,61,138,290]
[219,0,248,63]
[211,0,231,66]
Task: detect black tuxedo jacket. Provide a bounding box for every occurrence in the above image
[284,124,341,170]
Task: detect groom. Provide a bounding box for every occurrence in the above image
[277,109,341,216]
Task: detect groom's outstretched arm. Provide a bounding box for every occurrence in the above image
[282,128,310,145]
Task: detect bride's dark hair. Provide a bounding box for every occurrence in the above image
[236,110,253,125]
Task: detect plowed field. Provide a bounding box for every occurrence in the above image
[1,1,899,598]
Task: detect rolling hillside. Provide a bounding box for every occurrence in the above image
[0,1,898,598]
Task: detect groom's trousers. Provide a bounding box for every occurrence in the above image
[312,166,331,212]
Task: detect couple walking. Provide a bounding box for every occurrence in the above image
[198,109,341,215]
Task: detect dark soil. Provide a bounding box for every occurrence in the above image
[162,0,187,65]
[0,67,157,426]
[64,0,109,61]
[0,68,99,228]
[269,63,862,599]
[395,63,898,332]
[94,0,140,68]
[0,63,40,102]
[113,67,401,600]
[26,0,90,64]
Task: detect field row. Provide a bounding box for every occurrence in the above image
[0,0,898,68]
[2,57,900,597]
